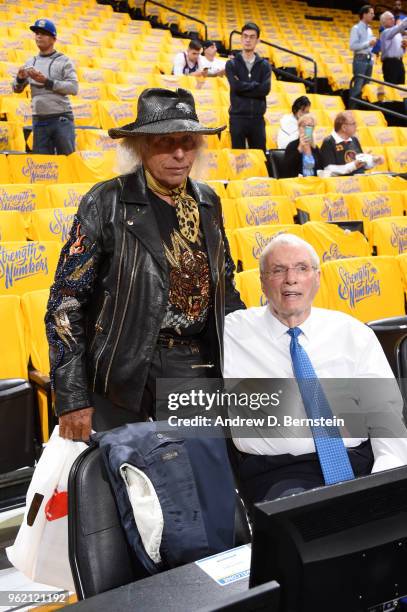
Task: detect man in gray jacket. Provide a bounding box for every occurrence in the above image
[12,19,78,154]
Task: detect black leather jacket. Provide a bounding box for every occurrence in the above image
[46,167,245,416]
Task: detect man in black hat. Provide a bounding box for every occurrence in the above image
[45,87,245,441]
[12,18,78,154]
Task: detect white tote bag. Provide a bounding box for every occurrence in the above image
[6,426,87,591]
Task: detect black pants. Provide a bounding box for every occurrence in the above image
[92,341,214,431]
[231,439,374,509]
[382,57,405,85]
[229,115,266,150]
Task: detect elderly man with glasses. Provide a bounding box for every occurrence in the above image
[320,111,384,176]
[224,234,407,508]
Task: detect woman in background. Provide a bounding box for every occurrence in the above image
[283,113,323,178]
[277,95,311,149]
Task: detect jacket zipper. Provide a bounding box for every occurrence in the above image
[103,240,139,393]
[92,203,127,391]
[89,290,109,353]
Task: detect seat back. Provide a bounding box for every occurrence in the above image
[268,149,286,179]
[68,445,251,599]
[367,316,407,379]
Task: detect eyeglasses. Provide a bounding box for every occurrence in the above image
[344,122,356,126]
[262,264,318,279]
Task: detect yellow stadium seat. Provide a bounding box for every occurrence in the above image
[322,174,373,194]
[234,224,304,270]
[352,110,387,127]
[0,241,60,295]
[347,191,404,236]
[7,154,74,184]
[320,256,405,322]
[92,57,126,72]
[106,84,143,102]
[115,72,154,86]
[295,193,353,223]
[0,294,27,378]
[236,268,267,307]
[0,211,26,241]
[77,67,116,83]
[190,150,228,181]
[0,122,25,151]
[302,221,370,263]
[203,180,225,198]
[278,177,325,208]
[0,155,10,182]
[220,198,238,230]
[153,74,190,89]
[366,174,407,193]
[306,93,345,112]
[2,97,31,124]
[75,129,117,152]
[28,207,76,244]
[70,151,117,182]
[98,101,137,130]
[355,127,375,148]
[398,127,407,145]
[385,147,407,174]
[47,183,94,209]
[0,184,47,227]
[222,149,268,180]
[235,195,294,228]
[368,127,401,147]
[70,99,101,128]
[369,217,407,256]
[225,178,281,199]
[75,83,107,101]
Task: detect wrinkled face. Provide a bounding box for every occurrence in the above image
[34,29,55,53]
[261,244,320,324]
[187,48,202,63]
[241,29,259,52]
[141,132,201,188]
[383,13,395,27]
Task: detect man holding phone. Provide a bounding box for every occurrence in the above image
[12,18,78,154]
[201,41,226,77]
[283,114,323,178]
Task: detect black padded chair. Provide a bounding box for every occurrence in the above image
[366,316,407,379]
[268,149,286,179]
[68,445,251,600]
[0,379,38,510]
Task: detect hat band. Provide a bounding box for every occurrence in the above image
[134,108,199,128]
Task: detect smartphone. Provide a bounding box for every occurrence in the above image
[304,125,314,140]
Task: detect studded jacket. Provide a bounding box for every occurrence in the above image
[45,167,245,417]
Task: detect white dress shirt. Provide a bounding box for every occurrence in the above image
[224,306,407,473]
[200,56,226,75]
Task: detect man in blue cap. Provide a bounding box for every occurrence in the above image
[12,19,78,154]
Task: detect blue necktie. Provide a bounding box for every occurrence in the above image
[287,327,355,485]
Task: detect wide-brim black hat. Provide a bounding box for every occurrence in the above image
[108,87,226,138]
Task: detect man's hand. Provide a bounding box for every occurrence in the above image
[59,407,95,441]
[17,67,28,79]
[27,67,47,84]
[373,155,385,165]
[355,159,366,169]
[369,38,377,47]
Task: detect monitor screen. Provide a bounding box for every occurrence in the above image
[249,466,407,612]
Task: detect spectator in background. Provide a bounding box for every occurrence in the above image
[349,5,376,109]
[394,0,407,21]
[172,40,206,76]
[277,95,311,149]
[320,111,384,176]
[380,11,407,84]
[283,114,323,178]
[200,41,226,77]
[225,22,271,151]
[12,18,78,154]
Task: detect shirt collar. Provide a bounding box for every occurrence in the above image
[265,307,314,340]
[331,130,353,144]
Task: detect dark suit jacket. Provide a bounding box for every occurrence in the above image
[283,139,323,178]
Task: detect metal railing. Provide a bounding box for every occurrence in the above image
[228,30,318,92]
[349,74,407,121]
[143,0,208,40]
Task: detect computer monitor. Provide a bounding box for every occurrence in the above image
[249,466,407,612]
